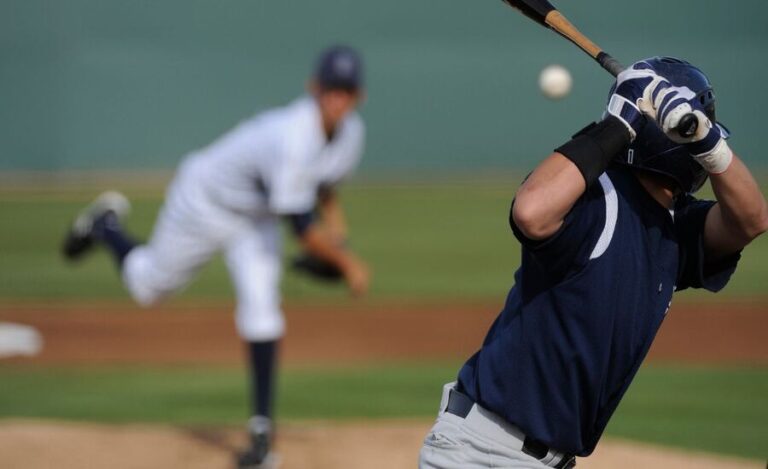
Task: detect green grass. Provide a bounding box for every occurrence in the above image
[2,181,768,302]
[2,181,766,461]
[0,363,765,460]
[0,362,460,424]
[0,183,522,301]
[606,366,768,460]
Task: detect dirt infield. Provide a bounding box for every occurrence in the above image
[0,299,766,365]
[1,300,766,468]
[0,419,762,469]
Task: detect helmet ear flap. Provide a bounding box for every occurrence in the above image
[698,88,716,122]
[705,103,716,122]
[630,144,710,194]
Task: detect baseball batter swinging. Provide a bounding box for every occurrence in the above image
[419,57,768,468]
[62,45,369,469]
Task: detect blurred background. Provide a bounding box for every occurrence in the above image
[1,0,766,468]
[3,0,767,173]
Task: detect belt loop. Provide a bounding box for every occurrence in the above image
[438,381,457,415]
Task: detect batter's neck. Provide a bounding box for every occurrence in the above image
[635,172,676,209]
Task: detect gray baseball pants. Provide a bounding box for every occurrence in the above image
[419,382,575,469]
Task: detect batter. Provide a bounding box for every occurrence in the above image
[419,58,768,468]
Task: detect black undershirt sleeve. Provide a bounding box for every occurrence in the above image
[286,211,316,237]
[555,116,631,188]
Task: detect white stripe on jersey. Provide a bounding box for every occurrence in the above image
[590,173,618,260]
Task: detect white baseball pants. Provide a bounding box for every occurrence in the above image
[121,163,286,342]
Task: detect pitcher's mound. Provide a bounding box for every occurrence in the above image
[0,420,762,469]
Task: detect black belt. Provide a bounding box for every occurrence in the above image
[445,389,576,469]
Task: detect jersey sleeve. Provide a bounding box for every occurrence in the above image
[510,180,606,280]
[320,115,365,187]
[264,132,319,216]
[674,196,741,292]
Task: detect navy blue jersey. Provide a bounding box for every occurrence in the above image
[457,167,740,456]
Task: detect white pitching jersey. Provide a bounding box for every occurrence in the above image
[179,96,365,219]
[123,96,362,340]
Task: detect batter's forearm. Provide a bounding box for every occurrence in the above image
[705,154,768,255]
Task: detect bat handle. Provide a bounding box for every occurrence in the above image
[597,52,699,138]
[676,113,699,139]
[596,52,624,77]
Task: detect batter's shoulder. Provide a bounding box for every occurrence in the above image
[674,192,714,210]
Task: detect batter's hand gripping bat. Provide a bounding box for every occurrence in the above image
[501,0,699,138]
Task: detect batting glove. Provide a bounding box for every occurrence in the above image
[645,82,732,174]
[607,63,667,141]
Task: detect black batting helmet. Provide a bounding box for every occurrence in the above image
[314,45,364,91]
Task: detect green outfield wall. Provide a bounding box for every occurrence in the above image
[1,0,767,172]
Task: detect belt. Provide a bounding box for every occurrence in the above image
[445,388,576,469]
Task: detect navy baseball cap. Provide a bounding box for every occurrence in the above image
[314,45,363,91]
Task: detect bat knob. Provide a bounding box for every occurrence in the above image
[676,113,698,139]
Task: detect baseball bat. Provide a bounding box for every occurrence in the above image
[500,0,699,138]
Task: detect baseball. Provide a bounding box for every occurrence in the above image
[539,64,572,100]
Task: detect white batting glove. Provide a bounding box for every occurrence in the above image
[685,113,733,174]
[640,81,694,136]
[607,65,666,140]
[646,83,732,174]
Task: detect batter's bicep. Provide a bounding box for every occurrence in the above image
[675,198,741,292]
[511,182,606,280]
[511,153,587,241]
[702,203,746,260]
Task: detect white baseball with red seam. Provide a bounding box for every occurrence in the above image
[539,64,572,100]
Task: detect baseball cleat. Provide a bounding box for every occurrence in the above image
[236,416,278,469]
[62,191,131,260]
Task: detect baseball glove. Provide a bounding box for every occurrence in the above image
[291,253,344,282]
